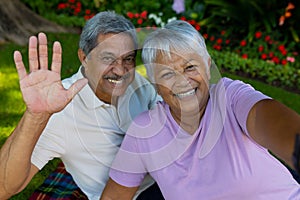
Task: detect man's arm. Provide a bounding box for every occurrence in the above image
[0,33,87,199]
[247,99,300,169]
[100,178,138,200]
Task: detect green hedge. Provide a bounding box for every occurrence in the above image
[209,48,300,92]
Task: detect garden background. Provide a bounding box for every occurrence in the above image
[0,0,300,199]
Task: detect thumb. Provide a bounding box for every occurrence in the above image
[66,78,88,101]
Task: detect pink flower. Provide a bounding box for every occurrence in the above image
[287,56,295,63]
[172,0,185,14]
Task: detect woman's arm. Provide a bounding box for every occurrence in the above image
[247,99,300,169]
[100,178,138,200]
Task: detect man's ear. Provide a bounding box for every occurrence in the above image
[78,49,87,64]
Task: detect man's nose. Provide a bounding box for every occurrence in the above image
[111,60,126,76]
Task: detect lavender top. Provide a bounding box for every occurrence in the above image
[110,77,300,199]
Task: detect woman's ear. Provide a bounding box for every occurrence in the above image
[208,57,211,67]
[78,49,87,64]
[207,57,212,80]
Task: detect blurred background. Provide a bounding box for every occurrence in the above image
[0,0,299,199]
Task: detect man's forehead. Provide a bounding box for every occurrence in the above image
[97,32,134,45]
[91,33,136,56]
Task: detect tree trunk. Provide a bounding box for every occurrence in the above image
[0,0,78,45]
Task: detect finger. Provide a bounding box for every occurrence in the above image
[51,41,62,74]
[38,32,48,70]
[66,78,88,101]
[28,35,39,72]
[14,51,27,80]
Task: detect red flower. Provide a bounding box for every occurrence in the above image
[269,52,274,58]
[216,38,222,44]
[140,11,147,19]
[265,35,271,42]
[57,3,67,9]
[278,45,285,52]
[209,36,215,41]
[203,33,208,39]
[272,56,280,64]
[281,50,287,56]
[281,59,287,65]
[68,0,75,3]
[188,20,195,25]
[261,53,267,60]
[85,9,91,15]
[220,30,226,35]
[225,39,230,44]
[255,31,262,39]
[194,24,200,31]
[240,40,247,47]
[127,12,134,19]
[213,45,222,51]
[180,16,186,21]
[74,7,81,15]
[134,13,140,18]
[137,18,143,25]
[258,45,264,52]
[241,54,248,59]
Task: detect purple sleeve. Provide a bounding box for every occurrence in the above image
[225,78,271,136]
[109,128,148,187]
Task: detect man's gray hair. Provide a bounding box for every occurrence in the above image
[142,20,210,82]
[79,11,138,55]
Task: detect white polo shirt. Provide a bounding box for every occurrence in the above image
[31,66,160,200]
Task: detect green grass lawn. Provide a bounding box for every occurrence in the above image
[0,32,299,199]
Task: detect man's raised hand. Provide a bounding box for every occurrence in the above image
[14,32,87,115]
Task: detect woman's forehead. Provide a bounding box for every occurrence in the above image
[156,50,203,64]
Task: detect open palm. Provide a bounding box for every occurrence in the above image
[14,33,87,115]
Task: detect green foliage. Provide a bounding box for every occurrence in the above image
[209,47,300,92]
[1,31,300,199]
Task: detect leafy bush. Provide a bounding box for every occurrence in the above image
[20,0,300,92]
[209,48,300,92]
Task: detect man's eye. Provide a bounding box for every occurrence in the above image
[161,72,175,79]
[123,56,135,65]
[101,57,115,64]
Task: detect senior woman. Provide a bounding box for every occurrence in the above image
[100,20,300,199]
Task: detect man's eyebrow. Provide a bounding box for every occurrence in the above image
[99,51,136,57]
[99,52,115,57]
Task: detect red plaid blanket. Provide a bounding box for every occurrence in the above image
[29,162,88,200]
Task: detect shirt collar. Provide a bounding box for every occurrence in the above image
[76,67,107,109]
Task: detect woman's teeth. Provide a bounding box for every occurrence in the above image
[175,89,196,98]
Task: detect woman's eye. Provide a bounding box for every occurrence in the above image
[185,65,196,71]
